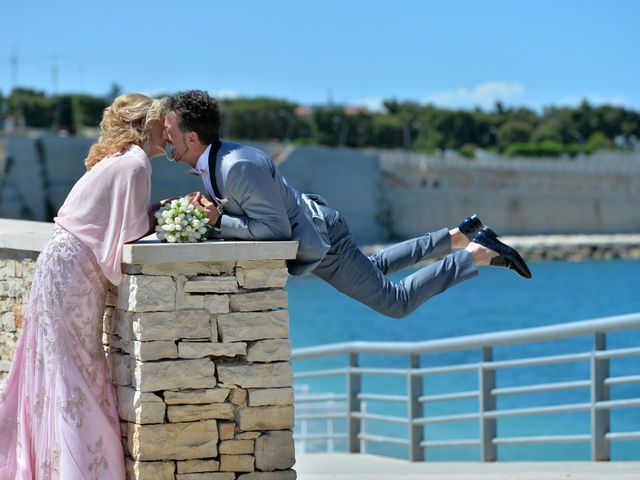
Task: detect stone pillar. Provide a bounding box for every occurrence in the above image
[106,241,299,480]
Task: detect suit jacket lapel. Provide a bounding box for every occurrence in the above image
[207,141,223,199]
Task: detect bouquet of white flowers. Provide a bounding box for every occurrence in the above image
[155,198,209,243]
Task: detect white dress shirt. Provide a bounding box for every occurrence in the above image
[193,144,215,198]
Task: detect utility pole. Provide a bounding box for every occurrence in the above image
[10,51,19,91]
[51,55,59,94]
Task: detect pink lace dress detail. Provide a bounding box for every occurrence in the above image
[1,145,151,479]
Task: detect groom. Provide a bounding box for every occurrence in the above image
[161,90,531,319]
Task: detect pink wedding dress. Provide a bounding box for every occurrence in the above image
[0,145,152,479]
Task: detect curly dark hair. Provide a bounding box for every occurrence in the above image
[166,90,221,145]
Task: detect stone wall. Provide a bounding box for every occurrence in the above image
[380,153,640,238]
[0,219,299,479]
[0,248,38,379]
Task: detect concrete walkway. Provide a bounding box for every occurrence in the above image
[295,453,640,479]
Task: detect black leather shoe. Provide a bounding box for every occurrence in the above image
[471,227,532,279]
[458,214,483,241]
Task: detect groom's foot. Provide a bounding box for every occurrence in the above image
[450,213,483,249]
[469,227,532,279]
[458,214,483,241]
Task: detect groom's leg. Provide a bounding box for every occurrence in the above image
[313,213,477,318]
[368,228,452,276]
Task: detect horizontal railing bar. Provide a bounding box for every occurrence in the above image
[484,402,591,418]
[487,352,590,370]
[605,431,640,441]
[296,413,346,421]
[605,375,640,386]
[420,439,480,448]
[492,380,590,396]
[291,312,640,359]
[357,433,409,446]
[293,433,348,441]
[294,368,348,379]
[420,390,479,403]
[493,434,590,445]
[352,367,408,376]
[291,312,640,459]
[358,393,408,403]
[295,394,347,402]
[414,412,479,425]
[595,398,640,409]
[595,346,640,359]
[295,405,346,413]
[351,412,409,424]
[413,363,480,375]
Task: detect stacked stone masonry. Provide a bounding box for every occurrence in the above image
[106,259,296,480]
[0,248,38,380]
[0,225,298,480]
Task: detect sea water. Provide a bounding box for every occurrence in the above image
[287,259,640,460]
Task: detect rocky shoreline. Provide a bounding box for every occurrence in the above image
[363,233,640,262]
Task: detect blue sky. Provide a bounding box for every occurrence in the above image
[2,0,639,111]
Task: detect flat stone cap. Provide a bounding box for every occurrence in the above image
[123,237,298,264]
[0,219,54,251]
[0,219,298,263]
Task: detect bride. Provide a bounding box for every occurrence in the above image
[0,93,166,479]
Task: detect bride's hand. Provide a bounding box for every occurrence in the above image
[149,195,180,213]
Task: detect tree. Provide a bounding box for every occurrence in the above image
[107,83,122,101]
[370,115,404,148]
[51,95,74,133]
[587,131,613,150]
[72,95,109,131]
[499,120,534,145]
[220,97,300,141]
[8,88,55,128]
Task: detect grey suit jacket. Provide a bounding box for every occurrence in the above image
[205,141,331,276]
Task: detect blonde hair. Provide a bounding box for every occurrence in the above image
[84,93,164,170]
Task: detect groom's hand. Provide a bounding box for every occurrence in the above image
[190,192,228,226]
[184,191,201,204]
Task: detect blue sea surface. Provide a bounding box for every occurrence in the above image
[287,259,640,460]
[288,259,640,346]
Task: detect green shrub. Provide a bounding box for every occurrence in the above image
[505,141,563,157]
[505,141,597,158]
[457,144,476,158]
[587,131,613,150]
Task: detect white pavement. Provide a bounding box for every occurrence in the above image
[294,453,640,480]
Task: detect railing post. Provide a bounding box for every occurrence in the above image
[479,346,497,461]
[328,399,335,453]
[591,332,610,460]
[347,353,361,453]
[360,402,368,453]
[408,353,424,461]
[298,385,309,453]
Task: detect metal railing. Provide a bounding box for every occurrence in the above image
[291,312,640,461]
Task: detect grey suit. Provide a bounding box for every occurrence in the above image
[206,141,477,318]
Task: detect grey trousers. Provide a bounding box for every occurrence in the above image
[312,206,478,318]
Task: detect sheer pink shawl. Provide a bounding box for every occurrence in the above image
[55,144,151,285]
